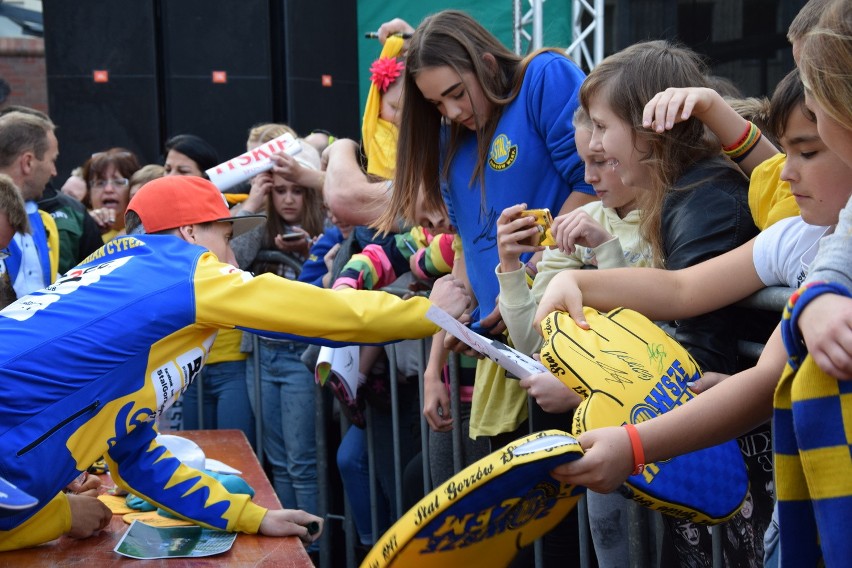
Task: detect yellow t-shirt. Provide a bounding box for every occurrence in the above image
[207,328,248,365]
[748,154,800,230]
[468,357,528,439]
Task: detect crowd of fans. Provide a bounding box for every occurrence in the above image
[0,0,850,566]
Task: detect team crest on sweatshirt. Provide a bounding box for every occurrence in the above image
[488,134,518,171]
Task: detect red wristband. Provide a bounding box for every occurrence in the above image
[722,121,752,152]
[624,424,645,475]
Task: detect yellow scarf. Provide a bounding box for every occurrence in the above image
[362,36,404,180]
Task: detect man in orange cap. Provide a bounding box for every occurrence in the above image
[0,175,469,551]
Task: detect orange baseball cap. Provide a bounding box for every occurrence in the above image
[126,176,265,237]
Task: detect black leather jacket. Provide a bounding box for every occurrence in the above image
[661,156,758,374]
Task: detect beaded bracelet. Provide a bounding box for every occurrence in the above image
[723,121,762,162]
[623,423,645,475]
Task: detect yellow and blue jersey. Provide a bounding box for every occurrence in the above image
[0,234,438,549]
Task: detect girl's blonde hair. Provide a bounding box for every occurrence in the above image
[579,40,721,266]
[129,164,165,189]
[246,123,298,150]
[799,0,852,132]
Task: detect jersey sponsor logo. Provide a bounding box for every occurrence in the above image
[79,236,144,264]
[49,257,132,294]
[488,134,518,171]
[150,347,206,417]
[1,257,132,321]
[1,294,61,321]
[220,264,253,282]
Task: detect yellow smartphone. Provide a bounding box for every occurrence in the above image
[520,208,556,246]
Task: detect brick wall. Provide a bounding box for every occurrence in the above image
[0,37,47,113]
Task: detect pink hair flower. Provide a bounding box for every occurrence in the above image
[369,56,405,93]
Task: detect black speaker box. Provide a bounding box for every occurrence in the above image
[43,0,160,177]
[159,0,275,161]
[42,0,362,179]
[279,0,360,139]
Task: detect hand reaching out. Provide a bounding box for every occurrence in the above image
[477,303,508,338]
[519,369,582,414]
[549,427,634,493]
[429,275,471,319]
[89,208,116,233]
[271,152,316,189]
[534,271,589,331]
[258,509,324,546]
[687,371,730,394]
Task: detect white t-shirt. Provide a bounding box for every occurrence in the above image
[752,215,830,288]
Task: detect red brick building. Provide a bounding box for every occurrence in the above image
[0,36,47,112]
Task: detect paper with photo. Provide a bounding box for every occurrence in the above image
[426,306,547,379]
[115,520,236,559]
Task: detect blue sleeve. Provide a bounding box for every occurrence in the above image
[526,53,594,196]
[297,227,343,287]
[438,134,458,227]
[441,179,457,227]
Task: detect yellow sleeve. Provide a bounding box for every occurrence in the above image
[193,254,440,343]
[0,492,70,551]
[451,234,463,261]
[748,154,799,230]
[39,209,60,282]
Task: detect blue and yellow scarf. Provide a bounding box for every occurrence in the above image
[776,281,852,567]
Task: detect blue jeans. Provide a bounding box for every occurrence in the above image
[337,425,390,545]
[182,360,255,447]
[247,339,318,516]
[763,505,780,567]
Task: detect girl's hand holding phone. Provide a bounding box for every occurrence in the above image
[274,228,311,255]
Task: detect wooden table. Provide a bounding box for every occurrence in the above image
[0,430,314,567]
